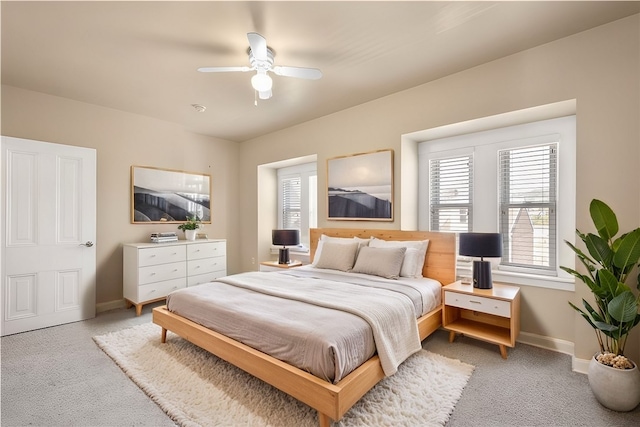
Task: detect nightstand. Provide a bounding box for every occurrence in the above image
[442,281,520,359]
[259,260,303,272]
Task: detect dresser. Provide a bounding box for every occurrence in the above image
[123,239,226,315]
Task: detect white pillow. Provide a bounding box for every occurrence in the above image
[351,246,406,279]
[313,235,370,265]
[369,238,429,278]
[314,241,359,272]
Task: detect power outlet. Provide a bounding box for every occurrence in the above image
[251,257,255,265]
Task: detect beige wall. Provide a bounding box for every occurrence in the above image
[1,85,241,307]
[239,15,640,362]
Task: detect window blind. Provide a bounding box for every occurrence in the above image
[499,143,557,272]
[429,155,473,232]
[281,176,301,230]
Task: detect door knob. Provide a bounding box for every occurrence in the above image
[80,241,94,247]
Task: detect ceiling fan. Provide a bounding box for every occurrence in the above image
[197,32,322,101]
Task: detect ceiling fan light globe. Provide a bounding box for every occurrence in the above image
[251,73,272,92]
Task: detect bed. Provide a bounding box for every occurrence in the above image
[152,228,456,426]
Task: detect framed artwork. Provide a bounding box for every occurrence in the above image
[131,166,211,224]
[327,149,394,221]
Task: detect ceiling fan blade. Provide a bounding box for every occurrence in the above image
[247,32,268,61]
[273,66,322,80]
[197,66,251,73]
[258,89,272,100]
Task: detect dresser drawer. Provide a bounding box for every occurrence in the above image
[187,256,226,277]
[187,241,226,260]
[138,261,186,285]
[137,278,185,301]
[138,246,186,267]
[187,271,227,287]
[444,291,511,318]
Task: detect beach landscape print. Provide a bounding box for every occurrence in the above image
[131,166,211,223]
[327,149,393,221]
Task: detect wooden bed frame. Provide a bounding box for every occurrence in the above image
[152,228,456,426]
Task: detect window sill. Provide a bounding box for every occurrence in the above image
[457,266,575,291]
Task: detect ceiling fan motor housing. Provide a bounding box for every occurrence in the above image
[249,47,275,72]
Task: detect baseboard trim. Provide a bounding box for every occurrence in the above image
[96,299,127,313]
[572,356,591,374]
[516,331,589,374]
[517,331,574,355]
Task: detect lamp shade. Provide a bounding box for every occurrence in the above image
[272,229,300,247]
[459,233,503,258]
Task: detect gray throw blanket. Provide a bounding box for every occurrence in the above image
[218,271,422,377]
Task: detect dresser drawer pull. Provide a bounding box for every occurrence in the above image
[470,300,482,304]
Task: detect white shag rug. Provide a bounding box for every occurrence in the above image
[94,323,474,427]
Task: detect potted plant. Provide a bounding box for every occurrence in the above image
[561,199,640,411]
[177,215,201,241]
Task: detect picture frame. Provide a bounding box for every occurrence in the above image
[327,149,394,221]
[131,166,211,224]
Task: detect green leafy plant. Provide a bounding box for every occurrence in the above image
[177,215,201,231]
[561,199,640,366]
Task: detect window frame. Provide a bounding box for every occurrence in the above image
[429,153,474,233]
[498,142,558,275]
[277,162,317,248]
[418,116,576,291]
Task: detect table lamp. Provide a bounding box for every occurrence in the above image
[272,229,300,264]
[459,232,503,289]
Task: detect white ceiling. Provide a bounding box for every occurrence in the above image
[2,1,639,142]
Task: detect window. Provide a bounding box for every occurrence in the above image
[499,144,557,274]
[277,162,317,247]
[418,115,575,290]
[429,155,473,232]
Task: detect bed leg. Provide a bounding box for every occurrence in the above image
[161,327,167,344]
[318,412,332,427]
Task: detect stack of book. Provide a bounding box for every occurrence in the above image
[150,232,178,243]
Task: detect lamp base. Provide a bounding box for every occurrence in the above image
[472,260,493,289]
[278,248,290,264]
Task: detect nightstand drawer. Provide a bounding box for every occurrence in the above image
[444,291,511,318]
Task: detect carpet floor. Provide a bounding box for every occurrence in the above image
[94,323,474,427]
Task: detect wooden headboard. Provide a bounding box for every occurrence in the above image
[309,228,456,286]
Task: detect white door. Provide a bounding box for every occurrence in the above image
[1,136,96,336]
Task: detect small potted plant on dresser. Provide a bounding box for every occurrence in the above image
[562,199,640,412]
[177,215,201,241]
